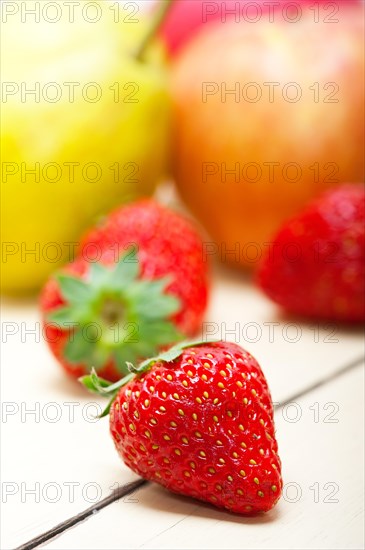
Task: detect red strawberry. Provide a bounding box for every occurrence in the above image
[257,184,365,322]
[83,341,282,514]
[40,200,210,381]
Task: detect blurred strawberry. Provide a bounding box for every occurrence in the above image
[257,184,365,322]
[41,200,210,381]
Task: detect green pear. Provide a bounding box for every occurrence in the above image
[1,1,171,293]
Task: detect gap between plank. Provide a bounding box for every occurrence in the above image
[276,355,364,409]
[14,356,364,550]
[14,480,147,550]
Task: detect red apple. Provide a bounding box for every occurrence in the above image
[170,2,364,269]
[160,0,361,56]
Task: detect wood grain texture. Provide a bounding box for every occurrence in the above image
[43,364,365,550]
[1,270,364,549]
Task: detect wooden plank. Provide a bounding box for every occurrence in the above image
[1,269,363,548]
[206,269,364,405]
[0,300,139,549]
[43,363,364,550]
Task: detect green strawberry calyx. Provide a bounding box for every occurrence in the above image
[80,339,219,417]
[47,246,184,376]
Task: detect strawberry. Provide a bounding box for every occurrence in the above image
[82,340,282,514]
[257,184,365,323]
[40,200,210,381]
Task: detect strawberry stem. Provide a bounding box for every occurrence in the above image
[47,247,183,376]
[80,339,219,417]
[135,0,175,61]
[80,368,135,418]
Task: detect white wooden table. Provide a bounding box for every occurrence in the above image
[1,267,364,550]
